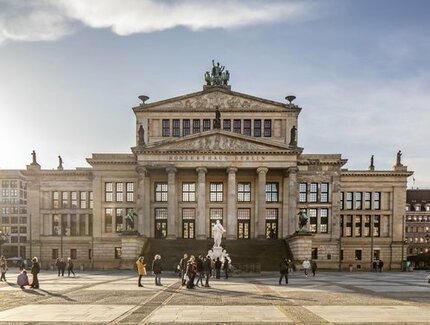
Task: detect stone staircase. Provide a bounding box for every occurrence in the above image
[142,238,291,272]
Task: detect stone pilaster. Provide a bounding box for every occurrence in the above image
[281,169,289,238]
[287,167,298,235]
[256,167,268,238]
[226,167,238,240]
[166,167,177,239]
[196,167,208,239]
[136,166,149,236]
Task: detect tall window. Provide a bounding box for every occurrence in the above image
[53,191,59,208]
[237,208,250,239]
[116,183,124,202]
[237,183,251,202]
[364,192,371,209]
[223,119,231,131]
[203,119,211,131]
[183,119,190,136]
[265,208,278,239]
[52,214,61,235]
[210,183,223,202]
[62,192,68,208]
[299,183,307,202]
[79,214,86,235]
[254,119,261,137]
[182,183,196,202]
[309,183,318,203]
[355,192,362,210]
[364,215,371,237]
[264,119,272,137]
[172,119,180,137]
[320,208,328,233]
[346,192,353,210]
[243,119,251,136]
[52,249,59,260]
[162,119,170,137]
[115,208,123,232]
[373,192,381,210]
[266,183,279,202]
[105,183,113,202]
[321,183,329,203]
[80,192,87,209]
[155,183,168,202]
[340,192,344,210]
[354,216,362,237]
[345,215,352,237]
[182,208,195,239]
[193,119,201,134]
[233,119,241,133]
[154,208,168,238]
[89,192,94,208]
[71,192,78,208]
[126,182,134,202]
[309,208,317,233]
[70,214,78,236]
[105,208,113,233]
[373,215,380,237]
[70,249,77,259]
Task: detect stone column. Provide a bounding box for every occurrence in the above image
[196,167,208,240]
[226,167,238,240]
[256,167,268,238]
[136,166,149,237]
[166,167,177,239]
[287,167,298,235]
[281,169,289,238]
[85,214,89,236]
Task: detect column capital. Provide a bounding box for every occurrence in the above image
[196,167,208,174]
[166,166,177,174]
[256,167,269,175]
[284,166,298,177]
[136,166,148,176]
[226,167,238,174]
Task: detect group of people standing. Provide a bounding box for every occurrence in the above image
[15,257,40,289]
[279,257,318,284]
[135,254,163,287]
[372,260,384,272]
[55,257,75,277]
[179,253,230,289]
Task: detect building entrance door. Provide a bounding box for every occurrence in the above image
[265,220,278,239]
[155,221,167,238]
[238,220,250,239]
[182,220,195,239]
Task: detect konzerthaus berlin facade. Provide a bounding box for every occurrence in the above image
[0,65,412,271]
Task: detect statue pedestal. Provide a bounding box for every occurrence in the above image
[285,231,313,267]
[120,232,144,270]
[207,246,230,264]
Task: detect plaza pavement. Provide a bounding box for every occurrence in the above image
[0,269,429,324]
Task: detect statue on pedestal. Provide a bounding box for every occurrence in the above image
[212,220,226,248]
[57,155,63,170]
[298,210,309,232]
[125,211,137,231]
[213,107,221,129]
[31,150,37,165]
[396,150,402,166]
[138,125,145,146]
[289,126,297,146]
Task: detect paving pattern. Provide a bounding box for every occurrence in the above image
[0,269,429,324]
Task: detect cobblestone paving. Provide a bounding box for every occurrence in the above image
[0,269,429,324]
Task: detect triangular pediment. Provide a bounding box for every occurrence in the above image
[137,130,301,153]
[133,87,300,113]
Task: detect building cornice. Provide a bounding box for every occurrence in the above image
[341,170,414,177]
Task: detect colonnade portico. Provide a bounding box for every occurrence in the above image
[136,163,296,240]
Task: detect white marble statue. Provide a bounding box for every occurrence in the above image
[212,220,226,248]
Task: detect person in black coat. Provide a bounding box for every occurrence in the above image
[279,258,288,285]
[223,257,229,279]
[215,257,222,279]
[30,257,40,289]
[195,256,204,287]
[203,256,211,287]
[152,254,163,286]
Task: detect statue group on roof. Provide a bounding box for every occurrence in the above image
[205,60,230,86]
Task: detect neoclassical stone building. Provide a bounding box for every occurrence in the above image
[0,65,412,270]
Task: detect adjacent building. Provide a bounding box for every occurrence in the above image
[0,64,413,270]
[405,189,430,256]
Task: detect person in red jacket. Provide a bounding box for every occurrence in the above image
[186,255,197,289]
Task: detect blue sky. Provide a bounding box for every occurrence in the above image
[0,0,429,188]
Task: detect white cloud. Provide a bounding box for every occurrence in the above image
[0,0,317,44]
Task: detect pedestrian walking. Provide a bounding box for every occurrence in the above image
[179,253,188,286]
[302,257,311,277]
[17,269,30,289]
[195,256,204,286]
[279,258,289,285]
[60,258,66,276]
[311,260,317,276]
[203,256,211,287]
[67,257,76,277]
[0,256,7,281]
[287,259,294,274]
[30,257,40,289]
[378,260,384,272]
[152,254,163,286]
[372,261,378,272]
[55,258,61,276]
[223,257,229,279]
[136,256,146,287]
[215,257,222,279]
[186,255,197,289]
